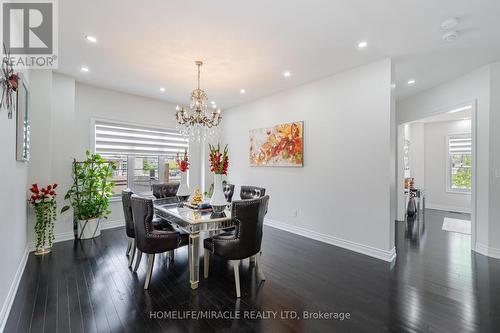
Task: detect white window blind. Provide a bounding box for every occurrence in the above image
[448,136,471,155]
[94,120,188,157]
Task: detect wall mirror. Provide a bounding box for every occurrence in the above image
[16,73,30,162]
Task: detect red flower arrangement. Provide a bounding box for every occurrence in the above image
[29,183,58,205]
[209,143,229,175]
[28,183,58,253]
[176,149,190,172]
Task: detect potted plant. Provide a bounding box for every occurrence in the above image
[61,151,115,239]
[28,183,58,255]
[175,148,190,201]
[208,143,229,212]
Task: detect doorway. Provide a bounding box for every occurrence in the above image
[396,103,477,250]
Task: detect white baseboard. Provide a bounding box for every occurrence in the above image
[0,246,29,333]
[264,218,396,262]
[426,203,471,214]
[101,219,125,230]
[475,243,500,260]
[28,219,125,251]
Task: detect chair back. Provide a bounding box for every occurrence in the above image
[131,195,180,254]
[223,183,235,202]
[121,189,135,238]
[130,195,154,252]
[240,185,266,200]
[232,195,269,258]
[152,182,180,199]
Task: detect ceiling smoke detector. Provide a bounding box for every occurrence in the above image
[441,17,459,30]
[442,31,458,42]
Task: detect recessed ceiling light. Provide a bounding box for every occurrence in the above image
[283,71,291,77]
[448,105,472,114]
[85,35,97,43]
[441,18,458,30]
[240,89,246,94]
[357,41,368,49]
[407,79,416,86]
[442,31,458,42]
[80,66,89,72]
[211,101,216,105]
[160,87,165,92]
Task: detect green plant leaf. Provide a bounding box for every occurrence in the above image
[61,205,70,213]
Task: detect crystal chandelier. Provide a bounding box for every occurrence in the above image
[176,61,222,141]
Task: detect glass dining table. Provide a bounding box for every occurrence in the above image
[153,198,234,290]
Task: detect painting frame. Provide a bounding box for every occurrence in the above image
[249,121,304,167]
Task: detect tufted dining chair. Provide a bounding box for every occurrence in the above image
[223,183,235,202]
[240,186,266,200]
[122,189,137,267]
[152,182,180,199]
[130,195,188,289]
[203,195,269,297]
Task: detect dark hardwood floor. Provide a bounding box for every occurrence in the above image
[5,209,500,333]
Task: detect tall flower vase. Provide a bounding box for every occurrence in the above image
[176,171,190,202]
[34,201,56,255]
[210,173,228,212]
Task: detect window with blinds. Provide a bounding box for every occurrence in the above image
[94,120,188,158]
[448,135,472,192]
[93,120,188,196]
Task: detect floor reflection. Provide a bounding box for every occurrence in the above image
[394,208,486,332]
[7,208,500,333]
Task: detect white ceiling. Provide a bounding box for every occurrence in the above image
[57,0,500,109]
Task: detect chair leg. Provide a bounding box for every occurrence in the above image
[204,249,210,278]
[249,255,256,264]
[128,239,136,267]
[133,250,142,272]
[232,260,241,298]
[144,254,155,290]
[126,237,132,256]
[255,252,265,281]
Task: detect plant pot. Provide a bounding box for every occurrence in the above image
[33,200,56,253]
[176,171,190,202]
[34,247,52,256]
[77,217,102,239]
[210,174,227,212]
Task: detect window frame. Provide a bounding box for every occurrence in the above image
[446,133,472,194]
[90,117,188,200]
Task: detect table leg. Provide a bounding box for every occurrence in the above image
[188,232,200,290]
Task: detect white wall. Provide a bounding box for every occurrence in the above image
[0,70,30,330]
[72,80,186,234]
[26,73,203,240]
[221,59,396,261]
[424,120,471,213]
[407,123,425,189]
[396,125,406,221]
[489,63,500,252]
[396,64,499,256]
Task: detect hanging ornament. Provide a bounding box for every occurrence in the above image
[1,43,18,119]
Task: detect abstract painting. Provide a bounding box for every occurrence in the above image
[249,121,303,167]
